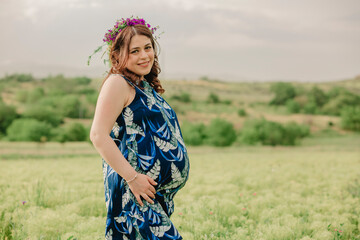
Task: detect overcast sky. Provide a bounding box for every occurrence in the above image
[0,0,359,82]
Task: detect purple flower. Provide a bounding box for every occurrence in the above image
[102,17,161,47]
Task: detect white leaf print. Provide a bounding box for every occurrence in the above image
[102,160,108,181]
[174,121,185,146]
[148,208,161,224]
[122,187,131,207]
[171,163,182,182]
[127,218,133,235]
[146,159,161,180]
[157,160,189,191]
[154,136,177,152]
[138,202,149,212]
[127,148,137,168]
[114,216,127,223]
[167,200,174,215]
[147,95,156,110]
[131,212,145,222]
[123,108,133,125]
[126,123,145,137]
[112,121,120,138]
[105,229,113,240]
[149,224,172,237]
[162,101,171,110]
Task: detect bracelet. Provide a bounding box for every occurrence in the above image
[126,173,138,183]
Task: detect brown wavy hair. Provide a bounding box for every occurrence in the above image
[100,24,164,94]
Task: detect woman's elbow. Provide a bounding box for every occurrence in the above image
[90,131,102,145]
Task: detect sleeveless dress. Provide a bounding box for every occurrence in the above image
[102,75,190,240]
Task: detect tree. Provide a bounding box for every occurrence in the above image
[204,118,236,146]
[0,103,19,134]
[269,82,296,105]
[341,106,360,132]
[6,118,52,142]
[307,86,328,107]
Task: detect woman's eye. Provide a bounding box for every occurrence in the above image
[131,50,138,54]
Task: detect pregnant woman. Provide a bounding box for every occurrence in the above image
[89,17,190,239]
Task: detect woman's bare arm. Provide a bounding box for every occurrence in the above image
[89,75,137,181]
[89,75,157,206]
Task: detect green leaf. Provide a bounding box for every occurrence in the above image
[87,43,106,66]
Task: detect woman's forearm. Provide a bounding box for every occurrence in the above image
[91,135,137,181]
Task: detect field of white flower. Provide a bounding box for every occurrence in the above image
[0,134,359,239]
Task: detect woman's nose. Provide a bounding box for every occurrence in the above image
[140,49,148,59]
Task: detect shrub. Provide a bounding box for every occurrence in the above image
[341,106,360,132]
[42,75,77,94]
[2,73,34,82]
[58,95,84,118]
[86,92,99,105]
[207,92,220,104]
[6,118,52,142]
[241,119,285,146]
[171,92,191,103]
[16,74,34,82]
[47,88,66,96]
[286,99,301,113]
[321,92,360,116]
[22,105,64,127]
[0,103,19,134]
[204,118,236,146]
[27,87,45,103]
[52,122,87,142]
[269,82,296,105]
[77,88,97,95]
[238,108,247,117]
[64,122,88,141]
[37,96,60,109]
[72,76,92,85]
[293,95,307,108]
[181,121,206,146]
[282,122,310,145]
[239,118,310,146]
[221,99,232,105]
[15,90,28,103]
[303,102,318,114]
[327,86,349,98]
[307,86,328,107]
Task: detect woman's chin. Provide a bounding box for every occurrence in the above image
[138,69,151,76]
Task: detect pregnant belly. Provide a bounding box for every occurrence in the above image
[156,151,189,192]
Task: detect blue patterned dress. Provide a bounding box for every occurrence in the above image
[102,75,190,240]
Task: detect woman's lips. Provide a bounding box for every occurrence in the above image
[138,61,149,67]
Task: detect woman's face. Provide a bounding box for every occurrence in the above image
[125,34,154,79]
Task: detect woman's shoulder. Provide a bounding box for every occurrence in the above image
[101,74,135,100]
[105,74,133,89]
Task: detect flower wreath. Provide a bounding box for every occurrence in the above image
[87,16,163,66]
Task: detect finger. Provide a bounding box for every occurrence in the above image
[148,177,158,185]
[149,185,156,194]
[135,194,143,207]
[141,193,154,204]
[147,190,155,199]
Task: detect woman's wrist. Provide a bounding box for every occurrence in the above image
[126,172,138,183]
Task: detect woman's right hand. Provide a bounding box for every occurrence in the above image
[127,173,158,207]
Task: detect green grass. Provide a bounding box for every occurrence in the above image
[0,135,360,239]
